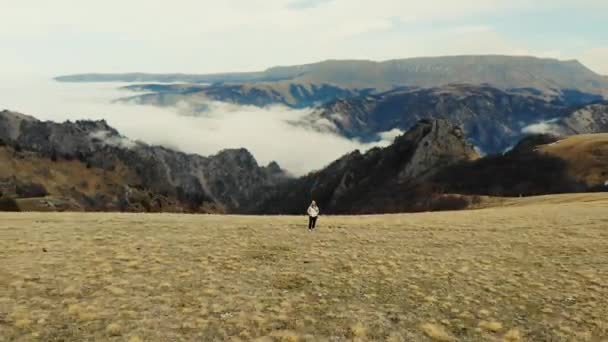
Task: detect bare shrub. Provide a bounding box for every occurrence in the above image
[15,182,48,198]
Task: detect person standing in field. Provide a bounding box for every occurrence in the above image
[307,200,320,231]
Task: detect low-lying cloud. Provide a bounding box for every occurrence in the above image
[521,119,563,136]
[89,130,137,149]
[0,75,394,175]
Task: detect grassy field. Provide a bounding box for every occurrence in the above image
[1,194,608,341]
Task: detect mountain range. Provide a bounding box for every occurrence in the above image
[57,55,608,97]
[57,55,608,155]
[4,55,607,213]
[304,85,608,153]
[0,110,286,212]
[1,109,606,214]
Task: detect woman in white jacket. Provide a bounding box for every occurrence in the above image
[307,200,320,231]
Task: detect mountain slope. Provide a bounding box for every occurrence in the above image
[0,145,184,212]
[432,132,608,197]
[252,119,479,214]
[253,121,608,215]
[538,133,608,187]
[2,108,605,214]
[0,110,287,212]
[57,55,608,97]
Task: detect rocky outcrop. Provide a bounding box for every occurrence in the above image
[0,110,288,212]
[397,120,479,180]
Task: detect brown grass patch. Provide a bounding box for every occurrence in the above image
[420,323,454,341]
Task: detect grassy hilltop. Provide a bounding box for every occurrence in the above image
[1,193,607,341]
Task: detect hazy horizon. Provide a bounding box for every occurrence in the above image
[52,54,607,77]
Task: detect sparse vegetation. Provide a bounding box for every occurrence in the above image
[539,133,608,187]
[0,147,187,213]
[0,194,607,341]
[0,197,20,211]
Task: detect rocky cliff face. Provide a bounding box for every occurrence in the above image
[557,103,608,134]
[304,85,575,154]
[252,119,479,214]
[119,82,365,109]
[397,120,479,180]
[0,110,288,212]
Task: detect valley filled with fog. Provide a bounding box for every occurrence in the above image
[0,75,394,175]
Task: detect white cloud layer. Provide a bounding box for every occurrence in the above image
[0,76,393,175]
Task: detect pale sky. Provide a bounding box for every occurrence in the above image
[1,0,607,75]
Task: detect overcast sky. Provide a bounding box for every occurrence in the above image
[1,0,607,75]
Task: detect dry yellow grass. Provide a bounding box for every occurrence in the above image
[1,193,607,341]
[538,133,608,187]
[0,147,138,199]
[478,192,608,209]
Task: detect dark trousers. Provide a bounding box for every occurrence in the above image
[308,216,317,230]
